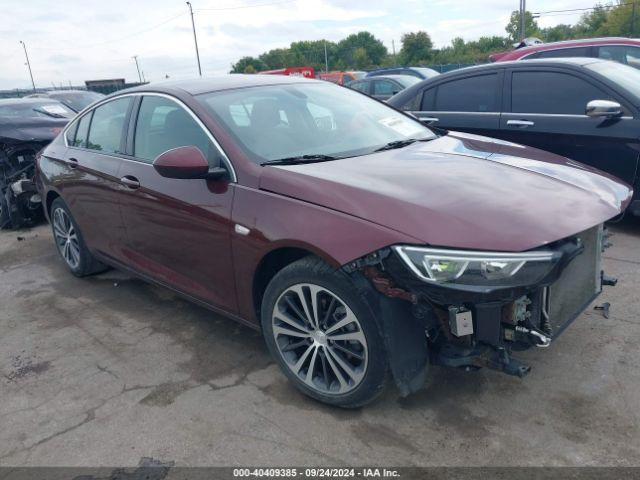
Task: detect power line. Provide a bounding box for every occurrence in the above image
[534,3,634,16]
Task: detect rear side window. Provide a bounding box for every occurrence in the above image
[65,119,79,145]
[72,113,92,148]
[435,74,499,112]
[526,47,591,59]
[511,71,607,115]
[87,97,131,154]
[134,95,214,163]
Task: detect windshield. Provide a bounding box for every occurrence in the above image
[587,60,640,100]
[197,82,435,163]
[0,101,75,119]
[50,91,104,112]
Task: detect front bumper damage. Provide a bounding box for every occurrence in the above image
[346,224,614,395]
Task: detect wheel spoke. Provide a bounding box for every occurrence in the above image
[274,309,310,333]
[326,346,363,384]
[323,346,348,391]
[321,297,337,328]
[282,338,309,352]
[331,341,364,361]
[326,330,366,343]
[324,311,357,335]
[292,344,315,375]
[284,296,310,328]
[291,285,317,330]
[305,345,319,384]
[273,325,311,339]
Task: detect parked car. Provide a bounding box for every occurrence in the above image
[348,75,420,101]
[37,75,630,407]
[366,66,440,80]
[389,58,640,217]
[318,71,359,86]
[28,90,105,113]
[1,98,71,228]
[490,37,640,70]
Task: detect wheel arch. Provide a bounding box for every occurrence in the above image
[45,189,61,219]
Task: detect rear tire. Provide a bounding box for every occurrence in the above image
[50,197,107,277]
[261,256,388,408]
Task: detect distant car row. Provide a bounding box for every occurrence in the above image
[387,57,640,217]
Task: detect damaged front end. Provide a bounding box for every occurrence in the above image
[345,224,613,395]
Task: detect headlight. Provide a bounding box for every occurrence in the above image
[393,246,559,287]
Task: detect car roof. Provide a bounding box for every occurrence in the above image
[0,97,63,106]
[515,36,636,53]
[119,74,323,96]
[365,74,418,81]
[443,57,602,75]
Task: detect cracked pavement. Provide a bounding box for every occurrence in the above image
[1,220,639,467]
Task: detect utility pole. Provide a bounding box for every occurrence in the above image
[186,1,202,77]
[19,41,36,92]
[324,40,329,72]
[519,0,526,41]
[132,55,142,82]
[632,1,637,37]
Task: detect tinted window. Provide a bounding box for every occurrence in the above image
[134,95,214,163]
[87,97,131,154]
[598,45,640,69]
[587,60,640,99]
[420,88,436,110]
[526,47,591,59]
[65,120,79,146]
[73,113,92,148]
[435,74,498,112]
[512,71,607,114]
[349,81,369,93]
[373,80,397,96]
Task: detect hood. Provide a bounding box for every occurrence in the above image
[259,131,632,252]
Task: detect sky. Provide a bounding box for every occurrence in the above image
[1,0,592,90]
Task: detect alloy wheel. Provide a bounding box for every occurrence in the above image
[52,207,80,270]
[271,283,368,395]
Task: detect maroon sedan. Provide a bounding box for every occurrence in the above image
[36,75,632,407]
[490,37,640,68]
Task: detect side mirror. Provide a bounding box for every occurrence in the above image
[586,100,623,119]
[153,146,226,180]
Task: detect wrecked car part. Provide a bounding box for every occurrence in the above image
[594,302,611,319]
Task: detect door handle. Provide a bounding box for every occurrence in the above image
[120,175,140,189]
[68,157,78,169]
[507,119,535,128]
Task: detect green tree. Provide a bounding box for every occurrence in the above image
[336,31,387,68]
[399,31,433,65]
[230,56,267,73]
[575,4,608,35]
[505,10,540,43]
[541,24,576,42]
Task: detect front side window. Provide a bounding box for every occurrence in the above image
[598,45,640,69]
[87,97,131,154]
[435,74,499,112]
[134,95,214,163]
[511,71,608,115]
[349,81,369,93]
[197,82,435,163]
[373,80,397,96]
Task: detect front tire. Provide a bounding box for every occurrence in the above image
[261,256,387,408]
[50,198,107,277]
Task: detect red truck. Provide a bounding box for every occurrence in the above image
[258,66,315,78]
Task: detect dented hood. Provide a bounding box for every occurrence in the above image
[259,131,632,252]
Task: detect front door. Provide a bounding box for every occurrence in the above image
[499,68,640,185]
[118,94,238,313]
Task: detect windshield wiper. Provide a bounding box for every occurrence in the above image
[374,138,421,152]
[260,154,340,166]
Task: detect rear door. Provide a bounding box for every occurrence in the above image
[118,94,238,313]
[499,67,640,185]
[60,96,133,261]
[408,71,504,138]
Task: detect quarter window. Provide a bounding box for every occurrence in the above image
[134,95,214,163]
[65,119,79,145]
[435,74,499,112]
[511,71,608,115]
[72,113,92,148]
[86,97,131,154]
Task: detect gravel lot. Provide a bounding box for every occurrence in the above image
[1,219,639,467]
